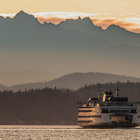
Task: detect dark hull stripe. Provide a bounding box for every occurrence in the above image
[79,123,139,128]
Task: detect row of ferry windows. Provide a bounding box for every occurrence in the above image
[78,110,92,112]
[79,110,137,113]
[78,115,101,118]
[102,110,137,113]
[78,120,92,123]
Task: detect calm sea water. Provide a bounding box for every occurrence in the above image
[0,125,139,140]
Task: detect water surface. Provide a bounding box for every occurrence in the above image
[0,125,139,140]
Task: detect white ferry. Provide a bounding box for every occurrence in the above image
[78,86,140,128]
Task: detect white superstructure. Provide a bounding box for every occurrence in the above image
[78,88,140,128]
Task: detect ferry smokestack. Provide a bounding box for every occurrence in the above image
[116,83,120,97]
[97,83,102,103]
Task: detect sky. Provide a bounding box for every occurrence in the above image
[0,0,140,32]
[0,0,140,14]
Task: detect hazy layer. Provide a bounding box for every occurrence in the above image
[0,51,140,86]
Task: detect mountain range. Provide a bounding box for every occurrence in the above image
[0,72,140,91]
[0,11,140,85]
[0,10,140,50]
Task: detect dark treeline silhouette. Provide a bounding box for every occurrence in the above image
[0,82,140,125]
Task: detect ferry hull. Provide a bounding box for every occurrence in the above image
[78,110,140,128]
[79,123,138,128]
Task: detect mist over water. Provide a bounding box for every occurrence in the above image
[0,125,139,140]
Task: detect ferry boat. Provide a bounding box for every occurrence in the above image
[78,86,140,128]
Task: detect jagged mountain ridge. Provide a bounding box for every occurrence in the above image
[0,11,140,50]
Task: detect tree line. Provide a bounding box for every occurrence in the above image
[0,82,139,124]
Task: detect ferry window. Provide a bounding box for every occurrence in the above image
[109,110,129,113]
[130,110,137,113]
[102,110,109,113]
[93,115,101,118]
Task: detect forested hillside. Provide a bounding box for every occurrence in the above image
[0,82,139,124]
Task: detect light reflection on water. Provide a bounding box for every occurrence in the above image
[0,125,139,140]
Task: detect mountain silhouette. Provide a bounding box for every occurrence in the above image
[6,72,140,91]
[13,10,39,24]
[0,11,139,50]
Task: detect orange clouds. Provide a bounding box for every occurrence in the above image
[37,17,66,24]
[36,17,140,33]
[129,28,140,33]
[91,19,138,33]
[92,18,136,29]
[93,19,140,33]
